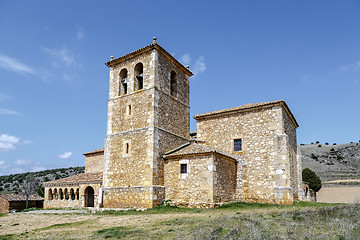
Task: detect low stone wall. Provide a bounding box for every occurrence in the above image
[44,199,81,209]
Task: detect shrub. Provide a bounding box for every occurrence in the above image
[330,148,335,152]
[337,155,344,161]
[310,153,318,160]
[318,145,321,147]
[37,186,44,197]
[325,142,329,145]
[333,143,337,145]
[316,141,320,144]
[302,168,322,192]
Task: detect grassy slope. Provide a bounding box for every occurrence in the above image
[0,202,359,240]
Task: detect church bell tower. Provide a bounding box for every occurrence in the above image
[102,38,193,208]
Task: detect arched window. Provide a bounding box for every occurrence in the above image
[170,71,177,97]
[53,188,58,200]
[48,189,53,200]
[59,188,64,200]
[76,188,80,200]
[70,188,75,200]
[134,63,143,91]
[119,68,128,95]
[64,188,69,200]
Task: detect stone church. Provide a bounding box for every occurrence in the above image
[43,38,304,209]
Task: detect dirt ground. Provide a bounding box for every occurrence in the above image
[0,210,226,238]
[317,186,360,203]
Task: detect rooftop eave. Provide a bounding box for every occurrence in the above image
[194,100,299,128]
[105,43,193,77]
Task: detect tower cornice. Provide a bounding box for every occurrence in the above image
[105,42,193,77]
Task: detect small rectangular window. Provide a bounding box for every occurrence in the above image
[180,164,187,174]
[125,143,129,154]
[234,139,242,152]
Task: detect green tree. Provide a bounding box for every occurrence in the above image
[302,168,322,192]
[37,185,45,197]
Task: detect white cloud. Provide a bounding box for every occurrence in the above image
[0,162,10,170]
[340,61,360,71]
[0,108,20,116]
[0,134,20,151]
[77,27,85,39]
[57,151,72,159]
[192,56,206,75]
[42,46,77,67]
[0,54,35,75]
[23,140,33,144]
[31,166,46,172]
[14,159,32,166]
[180,54,191,66]
[0,142,16,151]
[0,134,20,144]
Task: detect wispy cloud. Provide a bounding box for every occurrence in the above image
[77,27,85,40]
[0,161,9,169]
[31,166,46,172]
[180,54,191,66]
[179,54,206,76]
[14,159,32,166]
[0,108,20,116]
[42,46,77,67]
[192,56,206,75]
[0,54,35,75]
[57,151,72,159]
[340,61,360,71]
[0,134,20,151]
[23,140,33,144]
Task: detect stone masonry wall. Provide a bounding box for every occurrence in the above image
[153,128,189,186]
[0,198,9,213]
[213,155,237,203]
[282,108,299,196]
[155,50,190,106]
[85,152,104,173]
[164,155,215,206]
[103,128,153,187]
[44,199,80,209]
[196,106,287,203]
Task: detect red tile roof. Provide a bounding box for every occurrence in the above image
[164,142,241,162]
[43,172,103,186]
[194,100,299,128]
[0,194,43,201]
[83,148,104,156]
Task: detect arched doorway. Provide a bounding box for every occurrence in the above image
[85,186,95,207]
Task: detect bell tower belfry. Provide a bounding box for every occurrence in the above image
[102,38,193,208]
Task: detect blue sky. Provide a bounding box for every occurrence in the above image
[0,1,359,175]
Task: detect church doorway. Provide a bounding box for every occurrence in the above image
[85,186,95,207]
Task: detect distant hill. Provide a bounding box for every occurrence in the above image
[0,166,84,194]
[300,142,360,183]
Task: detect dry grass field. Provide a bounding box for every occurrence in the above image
[0,202,359,240]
